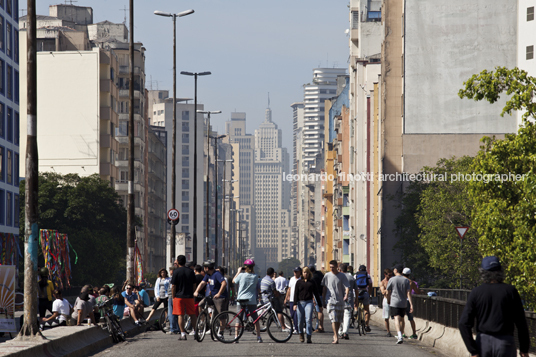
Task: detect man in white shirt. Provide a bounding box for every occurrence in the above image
[274,271,288,294]
[40,289,72,330]
[284,267,302,334]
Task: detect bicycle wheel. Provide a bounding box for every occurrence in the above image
[159,309,169,333]
[359,307,367,336]
[212,311,244,344]
[356,307,363,336]
[110,316,126,342]
[196,310,209,342]
[259,312,269,332]
[266,311,293,343]
[184,314,192,333]
[105,316,118,343]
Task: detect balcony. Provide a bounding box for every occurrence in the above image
[119,89,142,99]
[100,134,111,148]
[337,219,343,227]
[337,198,343,206]
[100,106,112,120]
[118,66,142,75]
[100,163,111,176]
[100,79,111,92]
[337,133,343,142]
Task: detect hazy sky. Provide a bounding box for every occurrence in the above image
[36,1,349,150]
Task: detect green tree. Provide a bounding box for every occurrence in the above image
[460,67,536,307]
[277,257,301,278]
[416,157,481,289]
[19,173,134,287]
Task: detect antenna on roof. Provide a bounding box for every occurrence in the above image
[120,5,127,24]
[268,92,270,108]
[64,0,78,4]
[20,8,26,17]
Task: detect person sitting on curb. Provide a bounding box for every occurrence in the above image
[122,283,144,325]
[40,289,72,330]
[72,291,97,326]
[111,287,125,320]
[136,283,151,308]
[96,287,110,323]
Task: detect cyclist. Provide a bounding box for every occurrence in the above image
[354,265,372,332]
[194,261,228,316]
[232,259,262,343]
[260,267,285,331]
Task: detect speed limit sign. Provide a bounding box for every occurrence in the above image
[167,209,180,225]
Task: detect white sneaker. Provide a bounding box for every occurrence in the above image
[397,337,403,344]
[189,331,196,336]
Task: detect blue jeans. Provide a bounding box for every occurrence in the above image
[297,300,314,336]
[169,297,178,333]
[289,302,299,332]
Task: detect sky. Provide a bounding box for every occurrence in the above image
[37,1,350,150]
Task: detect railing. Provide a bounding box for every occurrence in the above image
[421,288,472,302]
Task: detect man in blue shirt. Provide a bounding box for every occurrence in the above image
[122,283,143,325]
[194,261,228,314]
[260,267,284,330]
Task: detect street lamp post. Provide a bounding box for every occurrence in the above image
[154,8,194,265]
[180,71,211,263]
[197,110,222,260]
[218,162,234,267]
[210,134,226,264]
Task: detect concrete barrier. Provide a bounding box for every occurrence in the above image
[1,307,162,357]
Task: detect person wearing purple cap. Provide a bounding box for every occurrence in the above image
[459,256,530,357]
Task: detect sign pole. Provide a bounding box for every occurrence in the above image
[455,227,469,290]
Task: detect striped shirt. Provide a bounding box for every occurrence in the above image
[260,275,275,304]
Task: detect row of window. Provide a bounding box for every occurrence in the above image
[0,15,19,64]
[0,103,17,143]
[0,189,19,227]
[0,0,18,21]
[0,146,18,185]
[0,60,19,102]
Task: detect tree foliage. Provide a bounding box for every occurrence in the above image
[277,257,301,278]
[460,67,536,307]
[416,157,481,289]
[20,173,130,287]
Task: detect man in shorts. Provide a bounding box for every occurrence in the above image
[322,260,349,344]
[171,255,198,340]
[379,268,393,336]
[338,264,357,340]
[386,264,413,344]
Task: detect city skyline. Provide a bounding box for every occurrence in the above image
[34,1,350,151]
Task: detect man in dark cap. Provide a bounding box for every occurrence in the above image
[459,256,530,357]
[308,265,325,332]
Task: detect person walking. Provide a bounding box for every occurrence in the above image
[338,264,357,340]
[293,267,322,343]
[322,260,350,344]
[233,259,262,343]
[309,265,325,333]
[171,255,198,341]
[402,267,421,339]
[260,268,285,329]
[354,265,373,332]
[285,267,302,334]
[386,264,413,344]
[146,268,170,322]
[459,256,530,357]
[166,266,179,335]
[379,268,393,337]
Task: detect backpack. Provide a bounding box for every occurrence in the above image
[355,271,369,289]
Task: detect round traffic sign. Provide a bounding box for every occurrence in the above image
[168,209,180,221]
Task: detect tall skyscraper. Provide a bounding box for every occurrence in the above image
[302,68,347,170]
[254,105,290,272]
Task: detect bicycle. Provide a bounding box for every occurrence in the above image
[159,305,192,334]
[211,292,294,344]
[196,296,218,342]
[97,299,126,343]
[355,291,367,336]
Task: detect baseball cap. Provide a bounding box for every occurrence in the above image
[402,268,411,275]
[293,266,302,272]
[481,256,501,271]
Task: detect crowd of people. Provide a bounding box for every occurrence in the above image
[34,254,531,356]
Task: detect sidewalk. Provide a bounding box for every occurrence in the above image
[0,307,161,357]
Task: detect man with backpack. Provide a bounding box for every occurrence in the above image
[354,265,372,332]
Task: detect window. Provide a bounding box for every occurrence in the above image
[351,11,359,29]
[528,6,535,21]
[182,168,188,178]
[0,189,4,224]
[6,65,11,99]
[0,103,3,138]
[0,147,3,181]
[6,191,11,226]
[14,152,17,186]
[7,107,11,142]
[6,22,11,58]
[528,45,534,60]
[181,226,188,233]
[13,29,17,63]
[13,0,17,22]
[6,0,11,16]
[14,193,18,227]
[7,149,11,184]
[181,179,189,188]
[182,144,189,155]
[182,122,189,132]
[116,121,128,136]
[182,156,189,166]
[0,59,3,95]
[182,191,189,201]
[181,202,189,211]
[182,133,189,143]
[181,213,189,224]
[14,111,18,145]
[14,70,18,102]
[181,111,189,121]
[0,16,3,51]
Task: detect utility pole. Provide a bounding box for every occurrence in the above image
[18,0,41,338]
[126,0,135,284]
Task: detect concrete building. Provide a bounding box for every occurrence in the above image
[225,112,255,267]
[517,1,536,125]
[302,68,347,170]
[150,93,204,264]
[254,106,291,272]
[0,0,20,254]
